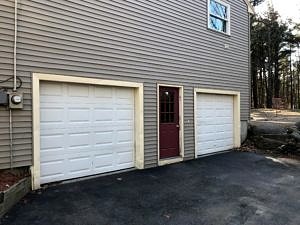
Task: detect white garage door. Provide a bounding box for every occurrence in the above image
[196,94,234,156]
[39,82,135,184]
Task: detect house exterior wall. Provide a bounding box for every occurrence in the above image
[0,0,250,169]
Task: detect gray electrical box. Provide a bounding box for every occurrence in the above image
[9,92,23,109]
[0,90,8,106]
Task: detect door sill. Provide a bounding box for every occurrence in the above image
[158,157,183,166]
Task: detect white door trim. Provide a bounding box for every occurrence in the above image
[157,84,184,166]
[194,88,241,158]
[31,73,144,190]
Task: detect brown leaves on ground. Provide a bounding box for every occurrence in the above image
[0,169,29,192]
[236,139,257,153]
[236,139,300,161]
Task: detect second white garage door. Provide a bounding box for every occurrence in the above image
[39,82,135,184]
[196,94,234,156]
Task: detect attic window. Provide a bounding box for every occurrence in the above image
[208,0,230,35]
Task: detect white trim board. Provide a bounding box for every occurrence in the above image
[31,73,144,190]
[194,88,241,158]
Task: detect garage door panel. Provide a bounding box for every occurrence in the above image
[199,148,215,155]
[215,125,226,132]
[214,134,232,142]
[93,166,116,175]
[113,121,133,127]
[40,108,64,123]
[214,132,226,138]
[197,126,215,134]
[224,124,233,130]
[117,130,133,142]
[40,134,65,150]
[199,140,215,149]
[116,97,134,105]
[40,82,63,96]
[93,125,114,133]
[40,97,65,104]
[198,133,215,141]
[66,124,91,131]
[40,167,65,184]
[214,117,232,124]
[94,131,114,145]
[111,126,133,134]
[68,133,90,148]
[40,148,65,161]
[197,93,234,156]
[116,161,134,169]
[116,110,134,120]
[94,86,113,97]
[93,155,114,169]
[117,154,134,166]
[115,143,134,154]
[93,145,114,153]
[68,108,90,122]
[197,107,215,113]
[40,82,135,184]
[68,146,91,154]
[215,137,233,145]
[93,124,133,132]
[65,128,92,135]
[40,158,65,178]
[197,119,215,126]
[116,87,134,96]
[94,110,114,121]
[216,109,232,117]
[68,157,91,174]
[215,124,232,131]
[67,84,89,97]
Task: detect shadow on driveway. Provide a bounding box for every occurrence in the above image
[2,152,300,225]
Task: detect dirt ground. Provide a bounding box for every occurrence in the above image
[251,109,300,127]
[0,169,29,192]
[241,109,300,161]
[238,139,300,162]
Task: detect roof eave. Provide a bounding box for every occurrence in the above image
[244,0,255,14]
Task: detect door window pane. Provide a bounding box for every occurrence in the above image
[160,90,176,123]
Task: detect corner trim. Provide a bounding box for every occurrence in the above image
[31,73,144,190]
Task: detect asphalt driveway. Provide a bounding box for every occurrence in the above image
[2,152,300,225]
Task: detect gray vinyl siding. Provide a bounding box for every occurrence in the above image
[0,0,250,169]
[0,1,33,168]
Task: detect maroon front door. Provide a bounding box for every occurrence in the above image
[159,87,180,159]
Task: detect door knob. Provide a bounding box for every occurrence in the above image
[176,124,180,128]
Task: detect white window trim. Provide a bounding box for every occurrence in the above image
[207,0,231,35]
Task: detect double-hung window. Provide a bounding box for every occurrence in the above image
[208,0,230,34]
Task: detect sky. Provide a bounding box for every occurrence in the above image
[256,0,300,23]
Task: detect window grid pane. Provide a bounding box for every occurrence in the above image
[210,0,227,19]
[210,16,227,33]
